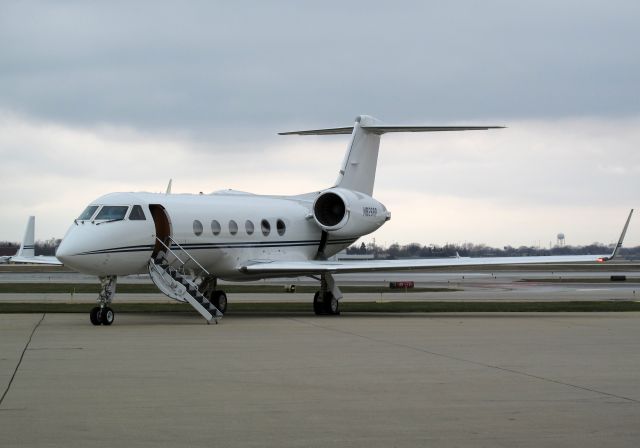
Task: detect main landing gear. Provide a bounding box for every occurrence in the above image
[313,273,342,316]
[90,275,117,326]
[313,291,340,315]
[199,276,228,314]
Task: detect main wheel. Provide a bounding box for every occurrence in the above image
[212,291,228,314]
[313,291,324,315]
[324,293,340,315]
[101,307,115,326]
[90,307,101,325]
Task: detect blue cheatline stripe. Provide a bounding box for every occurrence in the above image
[76,238,357,256]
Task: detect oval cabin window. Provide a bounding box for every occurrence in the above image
[277,219,286,236]
[211,220,221,236]
[193,220,203,236]
[261,219,271,236]
[229,220,238,235]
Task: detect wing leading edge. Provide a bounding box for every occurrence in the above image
[240,210,633,276]
[240,254,607,276]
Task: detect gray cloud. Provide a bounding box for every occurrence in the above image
[1,1,639,138]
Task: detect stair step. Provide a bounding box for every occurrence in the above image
[148,257,221,324]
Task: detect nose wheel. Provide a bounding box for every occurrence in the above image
[90,306,115,326]
[90,275,117,326]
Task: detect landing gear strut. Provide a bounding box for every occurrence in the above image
[199,276,228,314]
[90,276,117,326]
[313,273,342,315]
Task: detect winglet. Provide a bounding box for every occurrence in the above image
[599,209,633,262]
[166,179,172,195]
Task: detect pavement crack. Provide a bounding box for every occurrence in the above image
[0,313,46,408]
[297,318,640,404]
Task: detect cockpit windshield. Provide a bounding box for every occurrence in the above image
[78,205,99,221]
[95,206,129,221]
[129,205,146,220]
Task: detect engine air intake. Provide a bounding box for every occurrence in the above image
[314,192,346,227]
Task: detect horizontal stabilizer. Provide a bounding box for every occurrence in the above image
[279,125,504,136]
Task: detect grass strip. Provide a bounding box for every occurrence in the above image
[1,301,639,314]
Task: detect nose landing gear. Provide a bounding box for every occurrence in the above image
[90,306,115,325]
[90,275,117,326]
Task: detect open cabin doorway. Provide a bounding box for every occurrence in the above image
[149,204,171,257]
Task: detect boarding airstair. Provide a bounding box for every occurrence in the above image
[148,237,222,324]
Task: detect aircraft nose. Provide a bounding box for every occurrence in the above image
[55,228,85,269]
[55,236,74,265]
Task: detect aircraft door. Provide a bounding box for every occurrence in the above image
[149,204,171,256]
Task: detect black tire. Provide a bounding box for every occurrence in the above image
[101,307,115,326]
[212,291,228,314]
[90,307,101,326]
[313,291,324,315]
[324,293,340,315]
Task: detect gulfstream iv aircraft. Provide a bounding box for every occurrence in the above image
[53,115,633,325]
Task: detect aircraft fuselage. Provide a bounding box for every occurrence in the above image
[56,189,387,279]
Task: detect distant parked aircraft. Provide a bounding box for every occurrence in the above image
[1,216,62,265]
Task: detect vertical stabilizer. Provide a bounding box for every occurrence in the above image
[278,115,504,196]
[17,216,35,258]
[334,115,382,195]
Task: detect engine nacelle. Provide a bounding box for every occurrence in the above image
[312,188,390,237]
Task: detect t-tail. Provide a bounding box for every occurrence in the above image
[280,115,504,195]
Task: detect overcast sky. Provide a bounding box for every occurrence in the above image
[1,1,639,247]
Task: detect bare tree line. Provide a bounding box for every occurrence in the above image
[347,241,640,260]
[2,239,639,260]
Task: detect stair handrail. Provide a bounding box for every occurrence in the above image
[167,236,210,276]
[155,237,186,265]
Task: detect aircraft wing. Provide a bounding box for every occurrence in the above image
[240,254,609,276]
[9,255,63,265]
[241,209,633,276]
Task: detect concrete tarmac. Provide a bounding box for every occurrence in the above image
[1,313,639,447]
[2,280,640,303]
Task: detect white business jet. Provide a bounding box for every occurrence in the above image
[54,115,633,326]
[1,216,61,265]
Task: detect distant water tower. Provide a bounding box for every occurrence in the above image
[557,233,565,247]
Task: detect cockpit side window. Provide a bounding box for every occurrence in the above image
[129,205,146,221]
[78,205,99,221]
[95,206,129,221]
